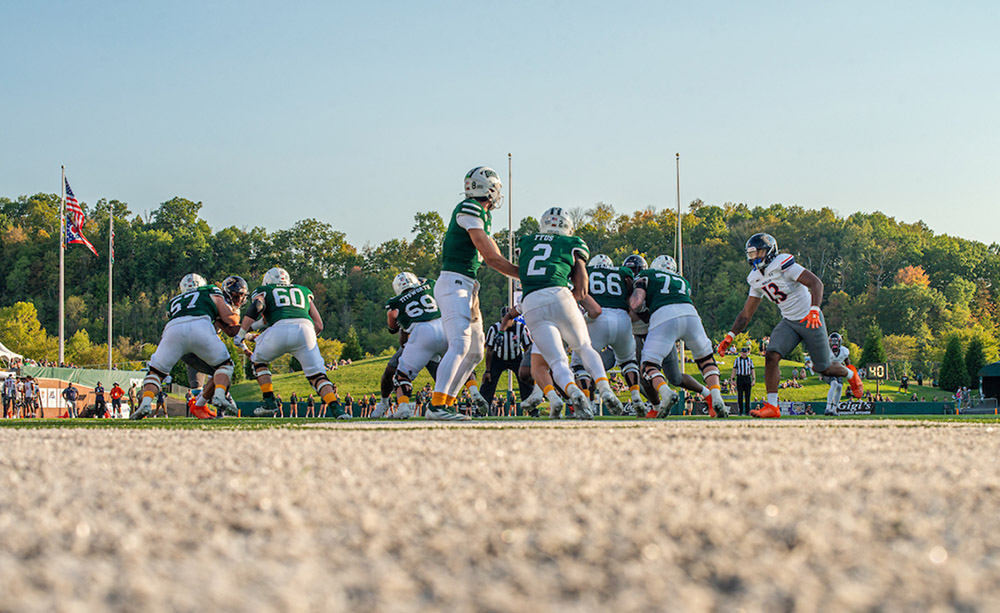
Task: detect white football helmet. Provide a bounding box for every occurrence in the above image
[392,271,421,295]
[650,255,678,273]
[464,166,503,209]
[263,267,291,286]
[539,207,573,236]
[588,254,614,269]
[179,273,207,292]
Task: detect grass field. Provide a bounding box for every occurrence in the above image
[229,354,956,404]
[2,417,998,611]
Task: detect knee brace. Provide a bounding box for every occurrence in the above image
[212,359,235,380]
[642,362,664,382]
[306,373,333,394]
[621,359,640,377]
[695,354,720,379]
[253,362,272,378]
[572,363,592,382]
[392,371,413,398]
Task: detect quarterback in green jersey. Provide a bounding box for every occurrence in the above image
[516,207,624,418]
[569,254,643,409]
[234,267,345,418]
[629,255,728,418]
[132,273,244,420]
[381,272,448,419]
[430,166,519,421]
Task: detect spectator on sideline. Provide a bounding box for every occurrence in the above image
[94,382,107,417]
[23,377,37,418]
[110,382,124,418]
[62,383,79,418]
[2,375,15,418]
[154,388,168,418]
[128,383,137,413]
[289,392,299,418]
[306,393,315,418]
[186,391,197,418]
[344,392,354,417]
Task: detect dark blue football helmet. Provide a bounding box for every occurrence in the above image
[745,233,778,271]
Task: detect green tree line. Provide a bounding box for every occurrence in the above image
[2,193,998,376]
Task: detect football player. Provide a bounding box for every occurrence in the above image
[630,255,728,417]
[717,233,863,418]
[515,207,624,419]
[569,254,642,412]
[234,267,348,419]
[430,167,519,421]
[823,332,853,416]
[131,273,243,420]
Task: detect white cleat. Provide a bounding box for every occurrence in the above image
[548,396,564,419]
[600,389,624,415]
[130,396,152,420]
[521,386,545,412]
[470,389,490,416]
[708,388,729,418]
[212,388,239,416]
[656,386,678,418]
[390,402,413,420]
[824,408,838,416]
[370,397,390,419]
[425,406,471,421]
[569,389,594,420]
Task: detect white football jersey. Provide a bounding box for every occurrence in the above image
[831,345,849,364]
[746,253,813,321]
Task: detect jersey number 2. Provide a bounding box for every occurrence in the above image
[526,244,551,276]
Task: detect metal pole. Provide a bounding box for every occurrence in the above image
[675,154,684,373]
[108,210,113,370]
[59,166,65,366]
[507,153,513,414]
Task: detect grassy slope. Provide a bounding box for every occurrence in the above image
[230,355,956,404]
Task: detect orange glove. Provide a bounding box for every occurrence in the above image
[717,332,735,355]
[800,306,822,329]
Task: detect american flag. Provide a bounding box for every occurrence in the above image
[64,177,98,256]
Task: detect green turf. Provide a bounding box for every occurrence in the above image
[229,354,955,404]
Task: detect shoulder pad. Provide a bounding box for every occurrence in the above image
[779,255,796,270]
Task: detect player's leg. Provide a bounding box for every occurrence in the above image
[607,310,642,406]
[640,321,681,417]
[375,348,402,418]
[677,315,728,418]
[553,292,622,414]
[292,325,348,420]
[825,377,843,415]
[188,324,239,417]
[391,323,442,419]
[522,291,594,418]
[518,349,544,413]
[134,324,186,420]
[528,349,565,419]
[249,324,287,416]
[431,275,476,416]
[570,353,593,402]
[805,317,863,398]
[754,320,798,418]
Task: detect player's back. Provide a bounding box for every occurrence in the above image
[253,284,315,323]
[385,280,440,332]
[588,266,633,311]
[167,286,222,322]
[638,269,694,314]
[517,233,589,297]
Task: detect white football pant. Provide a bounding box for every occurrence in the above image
[433,272,485,399]
[251,318,326,377]
[521,287,607,392]
[149,316,231,375]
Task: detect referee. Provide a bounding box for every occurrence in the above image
[480,306,533,411]
[732,346,756,416]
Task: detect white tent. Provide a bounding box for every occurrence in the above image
[0,339,23,363]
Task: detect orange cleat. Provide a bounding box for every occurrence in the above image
[646,408,658,419]
[846,365,864,398]
[191,404,217,420]
[707,395,717,418]
[753,403,781,418]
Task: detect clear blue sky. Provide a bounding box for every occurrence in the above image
[2,1,997,248]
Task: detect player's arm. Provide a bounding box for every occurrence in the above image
[718,296,763,354]
[234,295,266,347]
[500,306,521,331]
[628,275,648,312]
[570,256,589,302]
[308,298,324,334]
[795,268,824,328]
[579,294,602,320]
[468,228,519,278]
[211,295,242,337]
[483,345,494,382]
[386,309,400,334]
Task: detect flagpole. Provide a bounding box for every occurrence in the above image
[108,209,113,370]
[507,153,513,414]
[675,153,685,375]
[59,166,66,366]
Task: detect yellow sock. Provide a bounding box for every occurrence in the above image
[217,384,227,393]
[432,392,448,406]
[446,395,457,406]
[398,396,409,404]
[656,381,669,392]
[709,384,721,390]
[142,390,155,399]
[464,380,476,389]
[596,377,608,385]
[322,392,337,405]
[543,385,555,396]
[629,384,640,392]
[583,389,591,399]
[260,382,273,394]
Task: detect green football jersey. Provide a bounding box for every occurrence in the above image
[251,284,315,323]
[441,199,492,278]
[587,266,634,311]
[385,280,440,331]
[168,285,222,321]
[636,270,693,314]
[517,233,590,297]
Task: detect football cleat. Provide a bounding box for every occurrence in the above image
[425,406,471,421]
[569,388,594,420]
[390,402,413,420]
[752,403,781,418]
[622,401,637,416]
[547,395,564,420]
[190,404,217,420]
[521,386,545,412]
[824,408,838,416]
[707,388,729,418]
[179,273,207,293]
[470,389,490,415]
[130,396,153,420]
[650,255,678,274]
[846,365,864,398]
[211,388,239,416]
[370,397,390,419]
[655,386,678,418]
[600,389,624,415]
[253,397,281,417]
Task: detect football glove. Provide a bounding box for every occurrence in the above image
[800,306,822,329]
[717,332,735,355]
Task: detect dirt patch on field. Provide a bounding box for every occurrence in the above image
[2,420,999,611]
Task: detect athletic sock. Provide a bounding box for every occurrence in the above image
[142,390,155,400]
[699,385,710,398]
[767,392,779,406]
[630,385,641,403]
[322,392,338,405]
[543,385,561,406]
[261,382,274,398]
[432,392,448,406]
[397,396,409,404]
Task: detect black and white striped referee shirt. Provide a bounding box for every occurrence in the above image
[485,319,531,362]
[733,355,755,377]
